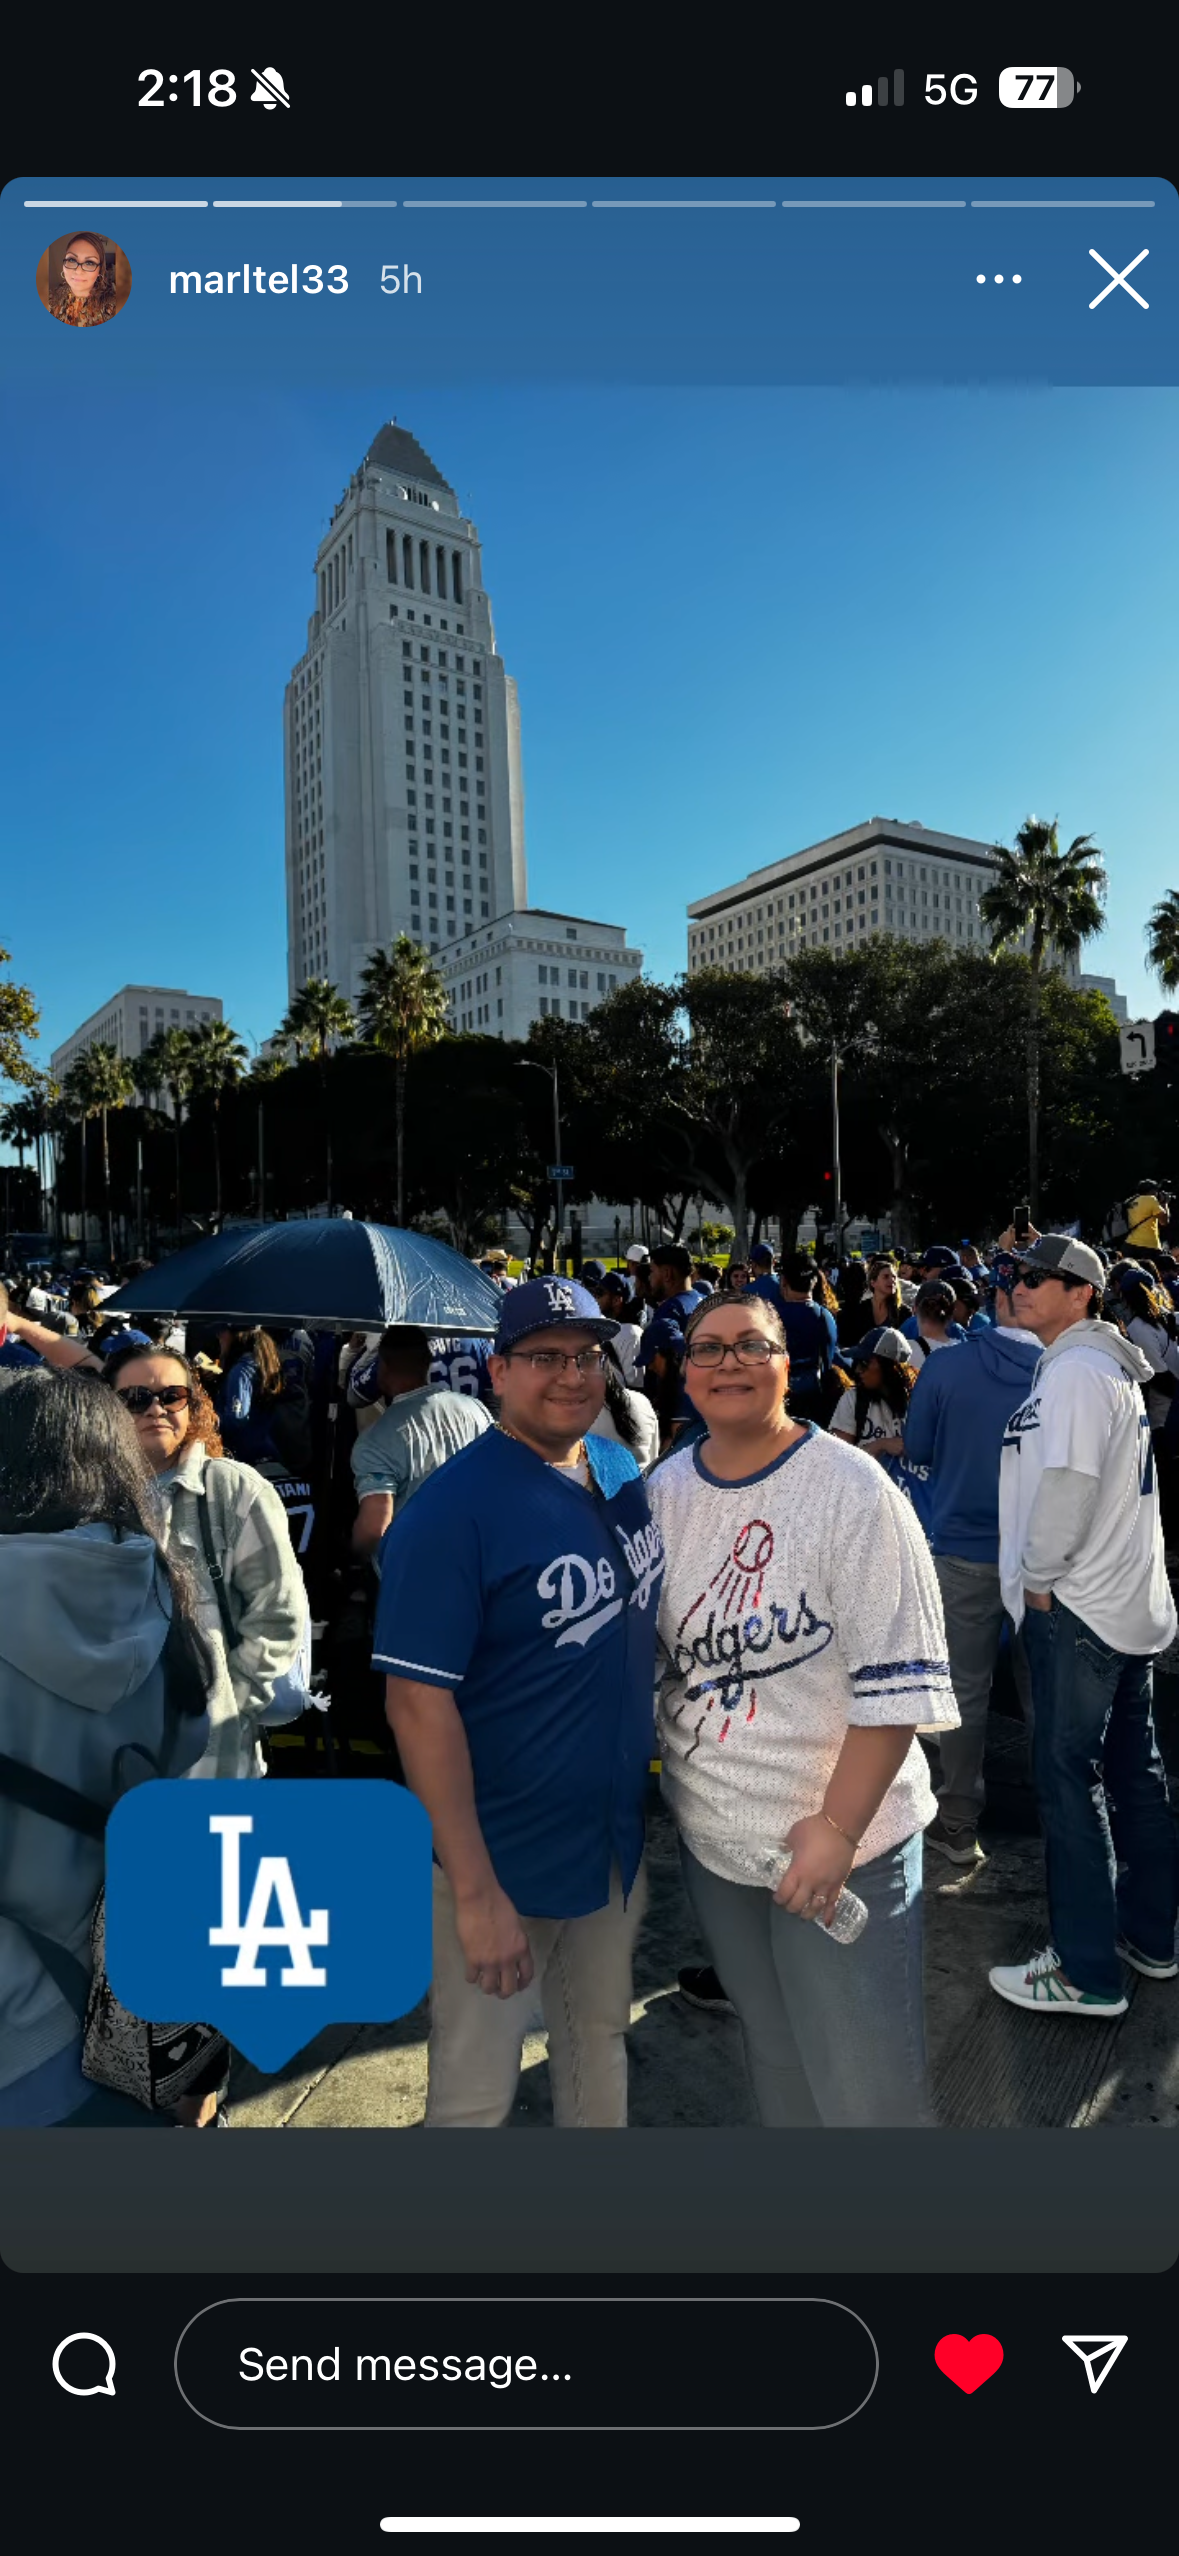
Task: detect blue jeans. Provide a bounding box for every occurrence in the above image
[1023,1599,1179,1997]
[680,1831,932,2127]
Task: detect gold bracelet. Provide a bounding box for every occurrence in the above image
[821,1810,860,1850]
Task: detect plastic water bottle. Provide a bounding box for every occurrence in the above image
[753,1847,869,1946]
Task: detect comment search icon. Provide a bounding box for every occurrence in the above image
[52,2333,117,2397]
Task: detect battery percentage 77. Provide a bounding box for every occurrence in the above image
[999,67,1079,108]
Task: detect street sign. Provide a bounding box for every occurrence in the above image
[548,1164,575,1181]
[1120,1020,1155,1076]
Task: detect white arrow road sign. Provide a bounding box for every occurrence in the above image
[1120,1019,1155,1075]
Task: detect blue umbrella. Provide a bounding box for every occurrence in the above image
[104,1221,503,1334]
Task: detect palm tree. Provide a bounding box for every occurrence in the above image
[65,1044,135,1265]
[186,1019,248,1226]
[980,816,1106,1213]
[138,1025,194,1236]
[0,1097,32,1177]
[276,978,355,1210]
[357,936,449,1224]
[0,1094,40,1241]
[1146,889,1179,993]
[23,1074,59,1238]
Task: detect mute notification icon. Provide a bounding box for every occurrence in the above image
[250,66,291,108]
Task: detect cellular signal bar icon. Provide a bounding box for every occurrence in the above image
[846,72,905,106]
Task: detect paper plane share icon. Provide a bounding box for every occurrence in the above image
[1062,2335,1128,2394]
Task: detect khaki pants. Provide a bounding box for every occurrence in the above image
[425,1860,647,2129]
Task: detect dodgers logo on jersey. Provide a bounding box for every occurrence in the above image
[616,1520,666,1611]
[538,1551,621,1646]
[537,1515,666,1647]
[104,1782,432,2073]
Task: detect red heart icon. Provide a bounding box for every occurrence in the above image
[934,2333,1004,2394]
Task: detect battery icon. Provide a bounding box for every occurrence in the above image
[999,66,1079,107]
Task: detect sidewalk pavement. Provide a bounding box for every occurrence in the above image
[229,1671,1179,2131]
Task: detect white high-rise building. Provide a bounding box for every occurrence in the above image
[686,816,1081,983]
[441,909,642,1040]
[50,985,223,1082]
[284,423,527,1000]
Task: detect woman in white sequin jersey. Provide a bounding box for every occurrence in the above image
[649,1290,958,2126]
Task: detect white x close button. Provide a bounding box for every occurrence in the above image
[1088,248,1149,310]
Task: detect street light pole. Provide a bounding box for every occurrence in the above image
[551,1064,563,1275]
[831,1045,844,1261]
[516,1056,563,1275]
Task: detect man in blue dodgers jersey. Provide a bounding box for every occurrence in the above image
[990,1234,1179,2019]
[374,1278,663,2128]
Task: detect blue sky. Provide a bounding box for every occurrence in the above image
[1,383,1175,1145]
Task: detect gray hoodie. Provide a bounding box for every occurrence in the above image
[0,1524,208,2095]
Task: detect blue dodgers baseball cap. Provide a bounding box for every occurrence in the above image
[97,1327,153,1360]
[920,1244,959,1270]
[750,1243,775,1266]
[494,1275,619,1354]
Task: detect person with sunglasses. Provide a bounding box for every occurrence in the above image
[648,1291,958,2127]
[992,1235,1178,2017]
[45,231,120,327]
[374,1278,663,2129]
[102,1344,306,1781]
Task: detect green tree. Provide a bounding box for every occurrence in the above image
[979,816,1107,1214]
[0,944,39,1090]
[676,968,806,1256]
[26,1074,60,1238]
[276,978,356,1211]
[357,936,449,1225]
[65,1044,135,1266]
[137,1026,195,1238]
[0,1097,34,1176]
[187,1019,248,1225]
[1146,889,1179,994]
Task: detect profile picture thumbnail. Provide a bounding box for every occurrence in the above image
[36,231,132,329]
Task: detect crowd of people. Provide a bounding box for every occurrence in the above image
[0,1191,1176,2131]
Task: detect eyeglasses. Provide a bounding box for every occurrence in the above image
[115,1384,190,1413]
[1014,1266,1066,1292]
[63,257,101,274]
[504,1346,606,1375]
[686,1335,782,1368]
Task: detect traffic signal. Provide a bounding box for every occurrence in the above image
[1155,1011,1178,1079]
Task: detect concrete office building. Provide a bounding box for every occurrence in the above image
[1080,973,1129,1023]
[686,816,1082,983]
[441,909,642,1039]
[50,985,223,1083]
[284,422,527,1000]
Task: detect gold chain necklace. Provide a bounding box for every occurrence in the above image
[496,1419,588,1472]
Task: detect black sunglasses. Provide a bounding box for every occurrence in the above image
[1015,1266,1080,1292]
[115,1384,191,1413]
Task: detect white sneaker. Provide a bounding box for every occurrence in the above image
[1117,1936,1178,1981]
[988,1945,1128,2018]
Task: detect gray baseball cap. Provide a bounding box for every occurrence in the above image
[847,1324,911,1366]
[1017,1233,1105,1291]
